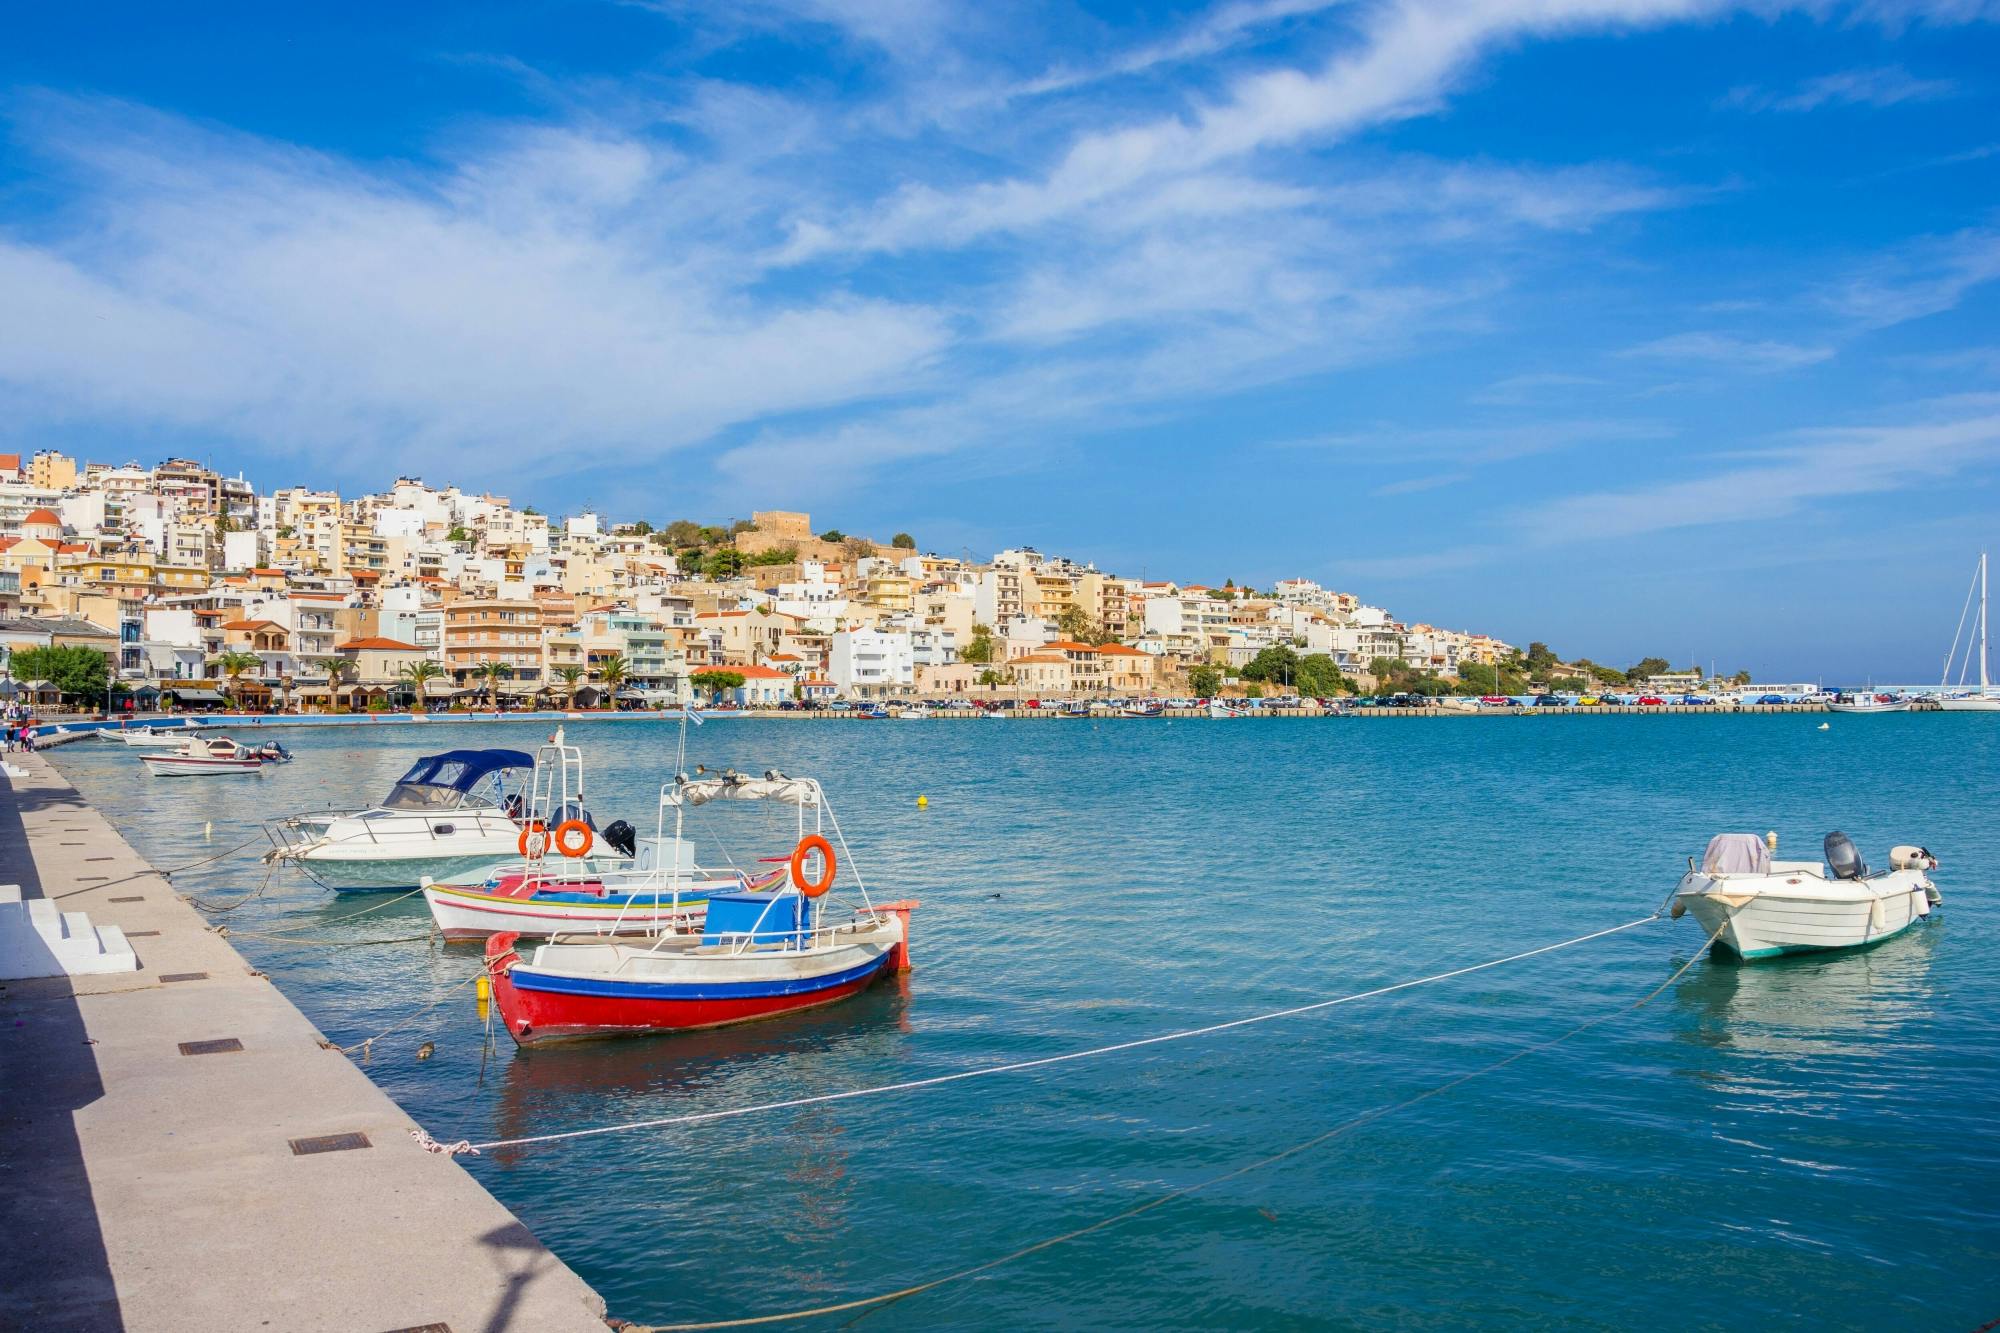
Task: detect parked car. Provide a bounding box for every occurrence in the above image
[1533,694,1569,707]
[1754,693,1789,705]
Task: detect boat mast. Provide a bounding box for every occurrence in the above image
[1983,552,1991,695]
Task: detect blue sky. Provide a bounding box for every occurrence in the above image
[3,1,1997,680]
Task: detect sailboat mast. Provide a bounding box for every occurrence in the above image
[1982,551,1990,694]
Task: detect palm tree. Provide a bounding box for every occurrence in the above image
[474,660,512,711]
[399,659,446,713]
[553,664,586,709]
[209,650,262,711]
[594,652,629,709]
[316,656,357,713]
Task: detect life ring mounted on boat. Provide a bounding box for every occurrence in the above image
[517,821,549,859]
[790,834,837,898]
[553,819,594,859]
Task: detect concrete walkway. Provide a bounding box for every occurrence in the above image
[0,752,608,1333]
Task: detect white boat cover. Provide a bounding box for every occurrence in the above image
[667,772,819,808]
[1701,833,1770,875]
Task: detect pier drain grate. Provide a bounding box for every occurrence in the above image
[127,930,160,938]
[109,895,145,903]
[381,1325,452,1333]
[289,1132,371,1156]
[86,856,116,862]
[158,972,208,983]
[179,1038,243,1056]
[77,876,107,883]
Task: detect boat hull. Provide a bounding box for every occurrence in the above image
[1676,872,1936,960]
[487,933,898,1044]
[425,875,719,939]
[1936,696,2000,711]
[140,757,264,776]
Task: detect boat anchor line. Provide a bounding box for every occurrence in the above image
[588,918,1724,1333]
[412,912,1665,1159]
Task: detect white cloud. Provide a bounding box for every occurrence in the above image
[1619,332,1836,371]
[1721,63,1956,111]
[1823,227,2000,327]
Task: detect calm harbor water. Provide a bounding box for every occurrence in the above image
[51,715,2000,1329]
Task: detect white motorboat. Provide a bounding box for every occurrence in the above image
[268,744,621,892]
[1825,693,1909,714]
[141,735,289,777]
[1938,552,2000,711]
[98,725,200,747]
[1671,832,1941,961]
[1207,701,1245,718]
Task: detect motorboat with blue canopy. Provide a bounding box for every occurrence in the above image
[266,746,619,891]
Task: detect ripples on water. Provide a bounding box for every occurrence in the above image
[51,714,2000,1329]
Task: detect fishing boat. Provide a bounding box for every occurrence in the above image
[269,741,631,892]
[97,725,200,747]
[1825,693,1909,714]
[1938,552,2000,711]
[1671,831,1941,961]
[485,768,916,1044]
[1120,702,1164,717]
[1207,701,1244,718]
[141,735,289,777]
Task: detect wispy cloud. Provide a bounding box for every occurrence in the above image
[1281,417,1674,462]
[1720,63,1956,112]
[1618,331,1836,371]
[1822,226,2000,327]
[1470,372,1605,405]
[1372,470,1471,495]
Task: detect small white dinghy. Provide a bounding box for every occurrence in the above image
[141,735,289,777]
[1672,832,1941,961]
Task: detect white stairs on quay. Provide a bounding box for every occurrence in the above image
[0,883,139,979]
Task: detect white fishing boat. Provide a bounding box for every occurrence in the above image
[1671,832,1941,961]
[1938,552,2000,711]
[1825,693,1909,714]
[1207,701,1245,718]
[97,725,200,747]
[268,744,622,892]
[141,735,289,777]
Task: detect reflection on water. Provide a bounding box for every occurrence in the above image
[1671,926,1941,1060]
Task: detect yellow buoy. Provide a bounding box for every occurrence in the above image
[916,795,928,809]
[475,974,492,1003]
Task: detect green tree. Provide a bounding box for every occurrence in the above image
[746,545,799,567]
[961,623,996,664]
[1730,669,1752,686]
[474,660,512,709]
[629,520,654,536]
[1295,653,1348,698]
[690,669,746,703]
[819,529,845,542]
[398,659,446,712]
[446,525,471,543]
[1549,675,1587,693]
[1628,656,1670,682]
[730,519,756,535]
[1241,645,1301,686]
[891,532,916,549]
[553,664,586,708]
[10,645,109,706]
[1525,641,1561,673]
[1056,605,1103,644]
[977,668,1004,689]
[1188,664,1223,696]
[702,548,746,578]
[662,519,704,547]
[209,650,263,709]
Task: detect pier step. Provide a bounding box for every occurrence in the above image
[0,884,140,979]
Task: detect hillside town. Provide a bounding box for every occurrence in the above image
[0,450,1528,710]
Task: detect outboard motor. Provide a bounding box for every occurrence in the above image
[1824,831,1868,880]
[600,819,638,858]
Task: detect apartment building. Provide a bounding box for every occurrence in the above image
[443,598,544,687]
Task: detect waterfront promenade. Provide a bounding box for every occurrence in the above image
[0,750,608,1332]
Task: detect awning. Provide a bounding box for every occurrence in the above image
[665,771,820,808]
[168,687,226,704]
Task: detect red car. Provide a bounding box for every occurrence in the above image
[1024,699,1041,709]
[1636,695,1666,707]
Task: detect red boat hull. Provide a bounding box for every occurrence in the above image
[485,933,893,1045]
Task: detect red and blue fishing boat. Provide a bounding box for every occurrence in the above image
[485,768,916,1044]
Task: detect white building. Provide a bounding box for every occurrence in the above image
[829,628,913,698]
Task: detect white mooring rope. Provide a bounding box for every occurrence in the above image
[429,911,1664,1157]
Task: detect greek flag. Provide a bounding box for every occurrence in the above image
[682,704,705,726]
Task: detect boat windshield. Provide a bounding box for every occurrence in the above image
[380,749,533,812]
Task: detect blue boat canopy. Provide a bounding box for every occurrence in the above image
[381,749,534,810]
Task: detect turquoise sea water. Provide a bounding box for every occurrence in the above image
[50,715,2000,1329]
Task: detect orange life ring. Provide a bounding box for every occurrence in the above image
[517,821,549,859]
[789,834,837,898]
[553,819,594,859]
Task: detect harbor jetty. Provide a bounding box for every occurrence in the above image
[0,751,608,1332]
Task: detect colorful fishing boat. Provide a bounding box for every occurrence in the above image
[485,768,915,1044]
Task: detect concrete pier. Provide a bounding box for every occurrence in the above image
[0,752,608,1332]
